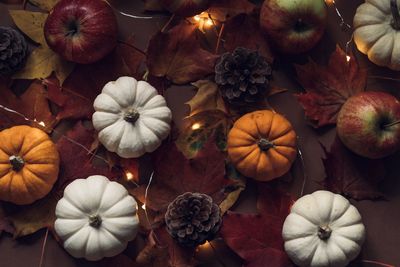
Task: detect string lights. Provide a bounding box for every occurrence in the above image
[192,12,214,32]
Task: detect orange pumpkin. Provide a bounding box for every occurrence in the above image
[0,125,60,205]
[227,110,297,181]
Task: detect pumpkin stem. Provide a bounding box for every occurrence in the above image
[258,138,275,151]
[124,109,140,123]
[391,0,400,30]
[9,155,25,172]
[89,214,102,228]
[318,226,332,240]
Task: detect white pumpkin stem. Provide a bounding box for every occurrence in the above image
[258,138,275,151]
[124,109,140,123]
[318,226,332,240]
[9,155,25,171]
[391,0,400,30]
[89,215,102,228]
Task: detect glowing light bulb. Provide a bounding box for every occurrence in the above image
[205,19,213,26]
[141,204,146,210]
[346,55,351,62]
[191,122,202,130]
[126,171,134,181]
[194,15,201,21]
[325,0,335,5]
[38,121,46,127]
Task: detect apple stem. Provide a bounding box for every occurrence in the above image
[383,120,400,129]
[391,0,400,30]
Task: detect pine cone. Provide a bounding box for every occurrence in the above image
[215,47,272,104]
[0,27,28,75]
[165,192,222,247]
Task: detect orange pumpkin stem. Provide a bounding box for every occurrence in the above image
[9,155,25,172]
[89,214,102,228]
[258,138,275,151]
[124,108,140,123]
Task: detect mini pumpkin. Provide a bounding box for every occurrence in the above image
[354,0,400,70]
[227,110,297,181]
[282,191,366,267]
[0,125,59,205]
[55,175,139,261]
[92,77,172,158]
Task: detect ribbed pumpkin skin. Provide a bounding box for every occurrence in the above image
[0,125,59,205]
[227,110,297,181]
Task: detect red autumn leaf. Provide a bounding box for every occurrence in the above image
[208,0,256,21]
[45,38,145,121]
[136,227,197,267]
[0,79,57,132]
[223,13,274,63]
[146,21,219,85]
[322,136,386,201]
[131,140,229,214]
[221,183,295,267]
[55,121,127,191]
[295,45,367,128]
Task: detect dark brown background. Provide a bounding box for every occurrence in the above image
[1,0,400,266]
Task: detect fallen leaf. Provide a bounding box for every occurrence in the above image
[9,10,75,84]
[9,10,47,44]
[221,183,295,267]
[3,192,58,238]
[132,140,230,215]
[137,228,197,267]
[147,21,218,85]
[55,121,123,190]
[219,162,246,214]
[175,110,232,158]
[29,0,59,11]
[322,137,386,201]
[0,79,57,132]
[187,80,227,116]
[13,44,75,85]
[45,38,145,121]
[223,13,274,63]
[208,0,256,21]
[0,206,14,235]
[295,45,367,128]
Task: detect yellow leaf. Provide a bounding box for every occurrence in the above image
[13,45,75,85]
[9,10,48,44]
[187,80,227,116]
[29,0,59,11]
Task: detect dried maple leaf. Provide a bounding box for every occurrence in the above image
[147,22,218,85]
[9,10,75,84]
[137,228,197,267]
[221,183,295,267]
[223,13,274,63]
[295,45,367,128]
[29,0,59,11]
[2,192,57,238]
[45,38,145,121]
[208,0,256,21]
[132,140,229,214]
[176,110,231,159]
[187,80,227,116]
[0,79,57,132]
[322,136,386,201]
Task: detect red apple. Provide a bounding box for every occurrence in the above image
[337,91,400,159]
[260,0,327,54]
[161,0,210,17]
[44,0,118,64]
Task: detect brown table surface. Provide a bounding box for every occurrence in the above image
[1,0,400,266]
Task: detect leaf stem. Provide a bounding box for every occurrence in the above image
[161,14,175,33]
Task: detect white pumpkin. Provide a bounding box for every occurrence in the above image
[282,191,365,267]
[54,175,139,261]
[354,0,400,70]
[92,76,172,158]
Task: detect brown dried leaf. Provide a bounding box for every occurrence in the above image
[147,22,218,84]
[187,80,226,116]
[208,0,256,21]
[29,0,59,11]
[295,45,367,128]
